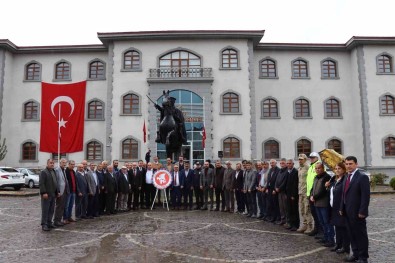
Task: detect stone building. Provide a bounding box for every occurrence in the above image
[0,30,394,177]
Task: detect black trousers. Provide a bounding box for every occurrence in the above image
[215,187,225,210]
[99,191,106,214]
[235,190,245,212]
[87,191,99,217]
[140,182,146,207]
[267,190,280,221]
[145,184,156,207]
[345,213,369,260]
[133,188,140,209]
[183,187,193,208]
[105,192,116,214]
[335,225,350,252]
[41,196,56,226]
[286,195,300,228]
[193,186,203,208]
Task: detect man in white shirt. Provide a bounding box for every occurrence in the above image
[144,162,156,208]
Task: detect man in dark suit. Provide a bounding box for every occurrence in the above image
[285,159,299,231]
[170,164,182,209]
[96,163,106,215]
[128,162,141,210]
[200,161,214,210]
[104,165,117,215]
[144,162,156,209]
[39,159,58,231]
[180,161,194,210]
[275,158,288,225]
[266,159,281,222]
[340,156,370,263]
[137,160,147,209]
[75,163,88,219]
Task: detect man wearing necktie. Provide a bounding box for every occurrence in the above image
[104,165,117,215]
[340,156,370,263]
[170,165,182,210]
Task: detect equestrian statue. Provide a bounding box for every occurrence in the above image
[148,90,187,158]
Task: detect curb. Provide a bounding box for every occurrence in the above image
[0,192,39,197]
[371,191,395,195]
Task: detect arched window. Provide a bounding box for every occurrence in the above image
[384,136,395,156]
[325,98,341,118]
[23,101,39,120]
[122,138,139,159]
[55,61,71,80]
[294,98,310,118]
[122,93,140,115]
[22,141,37,161]
[380,95,395,115]
[292,59,308,78]
[25,62,41,81]
[327,139,342,154]
[377,54,393,73]
[262,98,278,118]
[86,140,102,161]
[87,100,104,120]
[223,137,240,158]
[264,140,279,159]
[297,139,311,156]
[221,48,239,68]
[123,50,141,70]
[260,59,277,78]
[160,50,201,68]
[222,92,240,113]
[89,60,105,79]
[321,59,337,78]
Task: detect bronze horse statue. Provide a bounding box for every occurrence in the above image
[154,90,187,158]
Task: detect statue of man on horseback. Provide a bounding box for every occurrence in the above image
[149,90,187,158]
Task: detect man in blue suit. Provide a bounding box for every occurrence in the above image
[340,156,370,263]
[180,161,194,210]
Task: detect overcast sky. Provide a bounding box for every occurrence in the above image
[1,0,394,46]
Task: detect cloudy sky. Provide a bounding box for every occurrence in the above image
[1,0,394,46]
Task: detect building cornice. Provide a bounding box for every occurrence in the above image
[98,30,265,46]
[0,39,107,54]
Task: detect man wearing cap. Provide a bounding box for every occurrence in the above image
[297,153,313,233]
[305,152,322,237]
[193,161,203,210]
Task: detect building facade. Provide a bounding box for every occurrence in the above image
[0,30,394,177]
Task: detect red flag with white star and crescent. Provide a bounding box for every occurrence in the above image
[39,81,86,153]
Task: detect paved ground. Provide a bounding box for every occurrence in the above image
[0,194,393,263]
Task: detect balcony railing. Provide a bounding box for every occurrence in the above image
[148,67,213,79]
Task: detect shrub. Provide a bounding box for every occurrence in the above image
[370,173,388,185]
[390,177,395,190]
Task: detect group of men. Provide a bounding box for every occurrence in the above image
[40,153,369,262]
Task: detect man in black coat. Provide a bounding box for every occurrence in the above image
[75,163,88,219]
[39,159,58,231]
[117,166,130,212]
[266,159,281,222]
[340,156,370,263]
[104,165,117,215]
[128,162,142,210]
[275,158,288,225]
[213,160,226,211]
[137,160,147,209]
[285,159,299,230]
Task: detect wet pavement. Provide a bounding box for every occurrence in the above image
[0,194,394,263]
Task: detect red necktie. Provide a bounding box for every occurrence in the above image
[174,172,177,186]
[344,174,352,193]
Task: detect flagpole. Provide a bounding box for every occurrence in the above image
[202,97,205,159]
[58,104,61,166]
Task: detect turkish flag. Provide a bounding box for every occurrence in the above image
[202,127,206,148]
[143,120,147,143]
[39,81,86,153]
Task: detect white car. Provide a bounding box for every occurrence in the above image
[16,168,40,188]
[0,167,25,191]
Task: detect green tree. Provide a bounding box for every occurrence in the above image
[0,137,7,161]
